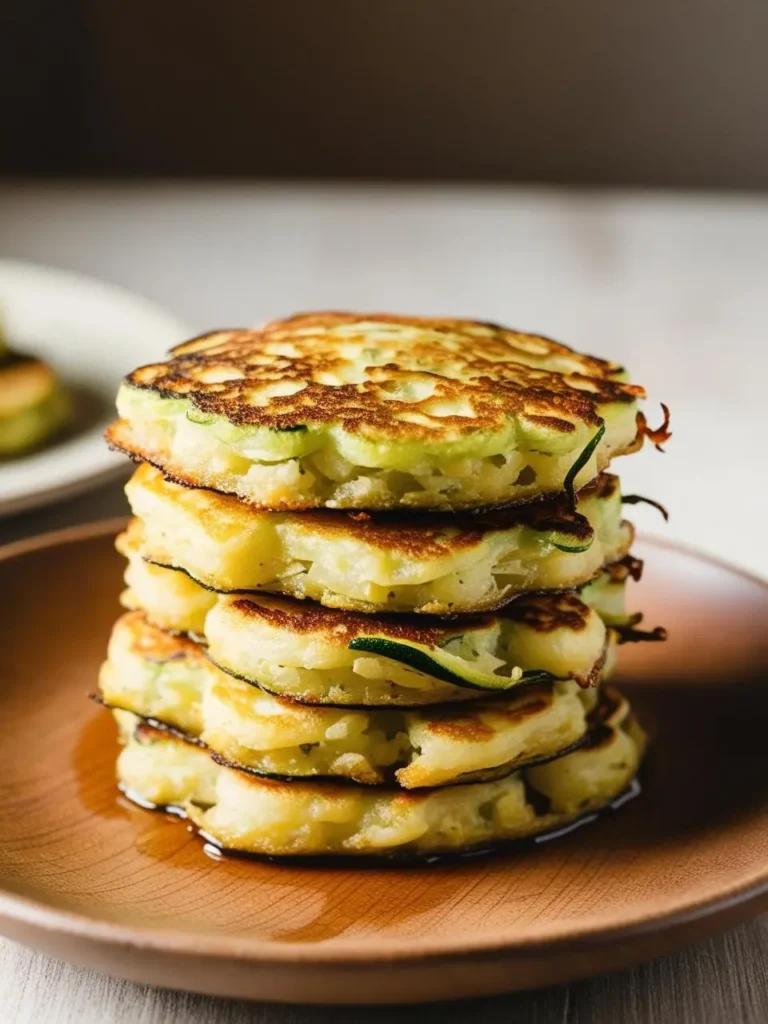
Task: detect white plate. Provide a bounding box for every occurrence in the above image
[0,260,189,516]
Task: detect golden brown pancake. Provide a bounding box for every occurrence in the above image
[120,463,632,615]
[109,312,647,510]
[112,689,645,857]
[99,611,604,789]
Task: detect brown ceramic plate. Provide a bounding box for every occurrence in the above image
[0,523,767,1005]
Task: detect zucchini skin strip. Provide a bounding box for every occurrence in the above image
[347,636,556,692]
[564,422,606,505]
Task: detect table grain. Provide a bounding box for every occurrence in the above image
[1,182,766,1022]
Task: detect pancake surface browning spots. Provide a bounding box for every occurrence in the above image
[421,685,554,743]
[119,610,204,663]
[227,595,476,647]
[126,314,644,441]
[504,593,592,633]
[227,586,598,644]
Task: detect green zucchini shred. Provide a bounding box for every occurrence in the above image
[564,421,606,504]
[348,635,556,692]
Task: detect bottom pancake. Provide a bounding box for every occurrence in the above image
[112,691,645,858]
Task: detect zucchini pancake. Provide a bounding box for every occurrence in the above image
[113,691,645,858]
[99,311,669,861]
[100,611,606,788]
[107,313,651,512]
[121,464,631,615]
[115,569,623,706]
[0,349,70,457]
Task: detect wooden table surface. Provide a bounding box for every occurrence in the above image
[1,182,766,1022]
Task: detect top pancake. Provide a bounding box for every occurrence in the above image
[109,312,647,511]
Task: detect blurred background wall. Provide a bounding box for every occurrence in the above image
[2,0,768,187]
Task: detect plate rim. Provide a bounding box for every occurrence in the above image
[0,258,190,517]
[1,523,767,967]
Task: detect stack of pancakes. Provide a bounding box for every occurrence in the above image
[99,313,668,860]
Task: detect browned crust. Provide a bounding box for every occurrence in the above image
[261,312,621,371]
[114,610,208,665]
[578,687,631,751]
[590,686,626,727]
[133,718,207,749]
[581,471,620,501]
[224,587,599,644]
[576,634,611,689]
[604,554,645,584]
[418,685,554,742]
[121,313,644,440]
[502,592,591,633]
[226,595,474,646]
